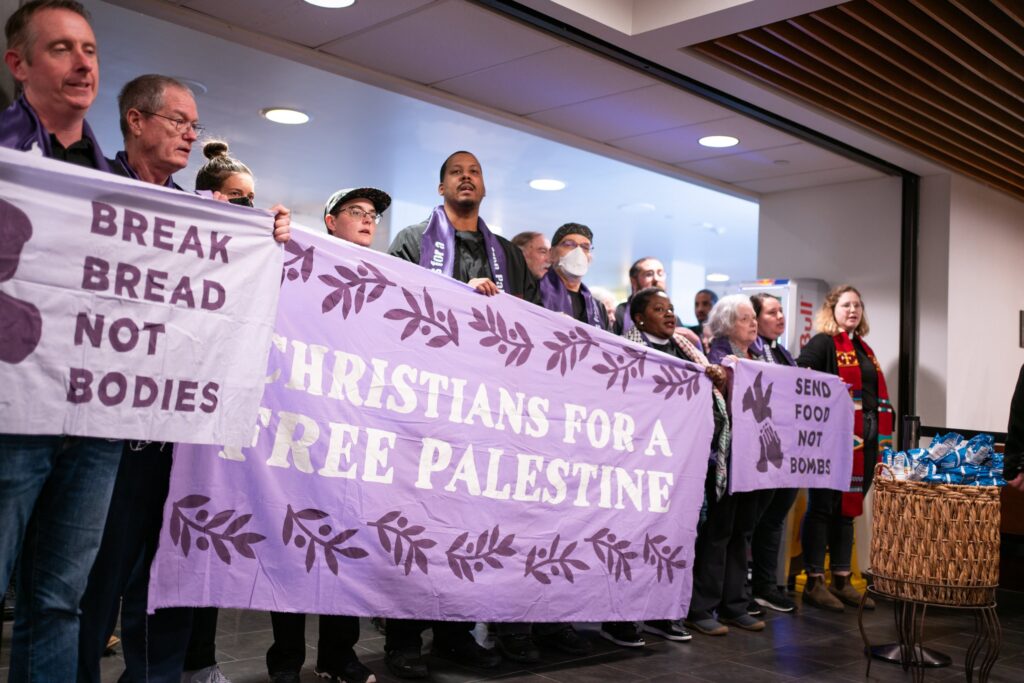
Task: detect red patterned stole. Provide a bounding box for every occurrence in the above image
[833,332,894,517]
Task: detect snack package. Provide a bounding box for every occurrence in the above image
[962,434,995,465]
[926,432,964,462]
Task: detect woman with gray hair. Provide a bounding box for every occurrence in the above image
[684,294,767,636]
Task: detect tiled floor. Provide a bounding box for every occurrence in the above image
[3,593,1023,682]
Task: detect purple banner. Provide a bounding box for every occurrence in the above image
[147,226,714,622]
[726,358,854,494]
[0,147,282,445]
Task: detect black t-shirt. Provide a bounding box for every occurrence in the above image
[453,230,490,282]
[854,343,878,415]
[49,133,98,169]
[569,290,587,323]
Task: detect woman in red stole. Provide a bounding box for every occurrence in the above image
[796,285,894,612]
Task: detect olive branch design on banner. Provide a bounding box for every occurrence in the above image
[643,533,687,583]
[318,261,396,318]
[652,364,702,400]
[524,534,590,584]
[281,239,314,285]
[468,307,533,367]
[585,528,638,582]
[446,525,517,582]
[169,495,265,565]
[368,511,437,576]
[593,345,647,391]
[543,326,600,375]
[384,288,460,348]
[282,505,368,575]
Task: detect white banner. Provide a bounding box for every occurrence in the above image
[0,146,282,445]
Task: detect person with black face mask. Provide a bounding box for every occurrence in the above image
[194,140,256,207]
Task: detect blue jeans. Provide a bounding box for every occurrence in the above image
[0,434,122,682]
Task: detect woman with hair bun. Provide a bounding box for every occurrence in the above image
[797,285,893,613]
[195,140,255,206]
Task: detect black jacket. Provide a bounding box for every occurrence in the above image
[388,220,540,304]
[1005,364,1024,481]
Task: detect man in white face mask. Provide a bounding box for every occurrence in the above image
[536,222,610,330]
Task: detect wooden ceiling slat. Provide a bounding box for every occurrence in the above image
[865,0,1024,100]
[778,19,1024,157]
[693,40,1024,198]
[831,4,1024,116]
[951,0,1024,59]
[705,36,1024,192]
[992,0,1024,31]
[725,30,1024,180]
[916,0,1024,69]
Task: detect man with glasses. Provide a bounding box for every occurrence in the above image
[258,187,391,683]
[77,74,291,683]
[0,3,122,679]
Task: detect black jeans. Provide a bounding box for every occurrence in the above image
[751,488,798,594]
[184,608,219,671]
[77,443,192,683]
[266,612,360,674]
[802,412,877,576]
[687,464,762,621]
[385,619,474,652]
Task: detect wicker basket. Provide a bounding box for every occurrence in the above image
[869,462,1000,606]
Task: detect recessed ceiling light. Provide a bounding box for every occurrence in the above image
[529,179,566,191]
[173,77,207,96]
[303,0,356,8]
[260,108,310,125]
[618,202,655,213]
[706,273,730,282]
[698,135,739,148]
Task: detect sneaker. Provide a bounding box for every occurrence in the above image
[183,665,231,683]
[384,649,428,680]
[830,582,875,610]
[268,672,301,683]
[746,600,763,616]
[802,578,844,612]
[720,614,765,632]
[641,620,692,642]
[538,625,593,655]
[683,618,728,636]
[599,622,645,648]
[315,659,377,683]
[495,632,540,663]
[432,636,501,669]
[754,588,796,613]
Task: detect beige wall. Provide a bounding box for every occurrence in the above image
[757,175,903,413]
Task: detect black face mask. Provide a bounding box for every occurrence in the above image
[228,196,254,207]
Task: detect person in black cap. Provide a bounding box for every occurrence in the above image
[262,187,391,683]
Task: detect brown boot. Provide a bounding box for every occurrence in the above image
[803,576,844,612]
[830,575,875,610]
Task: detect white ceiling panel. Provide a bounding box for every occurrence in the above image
[319,0,561,85]
[527,84,732,141]
[434,45,654,115]
[736,165,883,193]
[610,114,803,164]
[678,142,859,183]
[181,0,433,48]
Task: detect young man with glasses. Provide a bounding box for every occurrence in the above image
[259,187,392,683]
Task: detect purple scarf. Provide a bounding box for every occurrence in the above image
[0,96,111,172]
[538,268,603,328]
[419,205,508,290]
[113,151,178,189]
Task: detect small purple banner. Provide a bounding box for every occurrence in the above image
[0,147,282,445]
[726,358,854,494]
[148,227,714,621]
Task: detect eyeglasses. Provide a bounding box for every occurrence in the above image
[558,239,593,253]
[139,110,205,135]
[336,206,381,224]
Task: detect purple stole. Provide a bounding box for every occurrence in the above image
[538,268,604,328]
[0,96,111,172]
[113,151,178,189]
[418,205,508,290]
